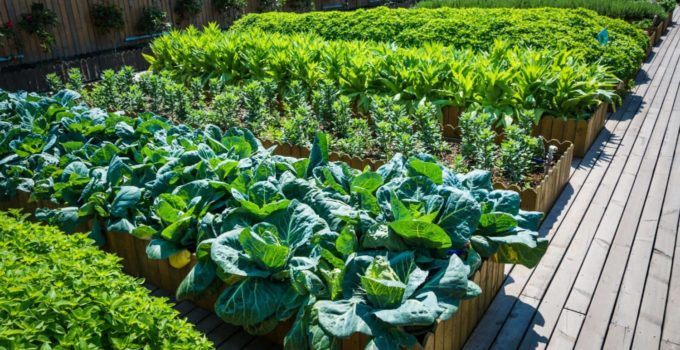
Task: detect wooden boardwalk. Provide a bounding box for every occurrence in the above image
[465,11,680,350]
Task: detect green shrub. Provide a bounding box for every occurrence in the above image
[232,6,649,81]
[413,0,667,26]
[0,211,212,349]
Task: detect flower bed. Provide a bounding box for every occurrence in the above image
[0,89,548,350]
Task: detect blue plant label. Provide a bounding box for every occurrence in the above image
[598,28,609,45]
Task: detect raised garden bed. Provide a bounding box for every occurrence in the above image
[494,140,573,214]
[442,103,606,157]
[0,192,505,350]
[261,138,573,215]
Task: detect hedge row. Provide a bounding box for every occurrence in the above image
[0,211,212,349]
[414,0,671,27]
[231,7,649,81]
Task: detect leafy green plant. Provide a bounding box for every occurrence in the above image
[414,0,668,26]
[19,2,59,52]
[459,108,498,170]
[0,88,549,350]
[497,125,542,184]
[138,5,170,34]
[45,72,64,93]
[148,25,621,121]
[90,3,125,33]
[0,212,212,349]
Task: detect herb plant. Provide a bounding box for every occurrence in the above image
[232,6,648,81]
[0,212,212,349]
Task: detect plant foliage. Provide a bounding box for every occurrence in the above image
[148,25,619,121]
[0,89,548,349]
[232,6,649,81]
[90,3,125,33]
[0,211,212,349]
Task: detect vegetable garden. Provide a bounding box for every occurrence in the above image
[0,1,676,349]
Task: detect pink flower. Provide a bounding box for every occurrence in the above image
[5,20,13,29]
[26,15,32,22]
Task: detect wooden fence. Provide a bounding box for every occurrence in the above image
[0,0,398,69]
[0,0,257,67]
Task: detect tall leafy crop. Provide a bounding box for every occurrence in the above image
[148,25,619,121]
[0,89,548,349]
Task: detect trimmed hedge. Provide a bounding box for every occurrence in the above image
[0,211,212,349]
[414,0,668,26]
[231,7,649,81]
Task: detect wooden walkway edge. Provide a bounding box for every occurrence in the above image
[465,10,680,350]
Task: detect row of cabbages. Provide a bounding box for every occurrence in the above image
[0,89,547,349]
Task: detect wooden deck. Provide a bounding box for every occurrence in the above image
[143,14,680,350]
[465,12,680,350]
[144,282,282,350]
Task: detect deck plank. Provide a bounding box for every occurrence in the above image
[465,10,680,350]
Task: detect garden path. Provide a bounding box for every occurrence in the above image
[465,10,680,350]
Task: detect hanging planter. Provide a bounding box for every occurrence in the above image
[90,3,125,34]
[19,2,58,52]
[174,0,203,22]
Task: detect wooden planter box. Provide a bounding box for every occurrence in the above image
[494,140,573,214]
[261,139,386,170]
[0,193,506,350]
[442,102,607,157]
[533,102,608,157]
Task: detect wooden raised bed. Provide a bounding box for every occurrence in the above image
[99,234,507,350]
[261,137,572,215]
[261,139,386,170]
[532,102,608,157]
[0,193,506,350]
[441,102,607,157]
[495,140,573,214]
